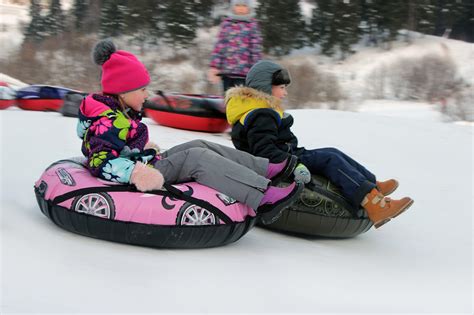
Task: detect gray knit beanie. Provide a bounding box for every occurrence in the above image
[231,0,251,7]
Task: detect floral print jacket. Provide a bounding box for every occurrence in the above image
[210,17,263,77]
[76,94,158,184]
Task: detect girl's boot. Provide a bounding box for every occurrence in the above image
[362,188,413,228]
[376,179,399,196]
[267,155,298,185]
[257,182,303,225]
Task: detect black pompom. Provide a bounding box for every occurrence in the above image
[92,39,117,65]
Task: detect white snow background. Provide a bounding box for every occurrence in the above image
[1,105,472,314]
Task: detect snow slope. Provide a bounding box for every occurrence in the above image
[1,107,472,314]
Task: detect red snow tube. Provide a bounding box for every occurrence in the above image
[17,99,64,111]
[0,82,16,109]
[0,99,16,109]
[144,91,229,133]
[16,85,82,112]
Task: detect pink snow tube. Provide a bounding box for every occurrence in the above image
[34,158,257,248]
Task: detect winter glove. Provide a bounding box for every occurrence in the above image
[130,162,164,192]
[293,163,311,184]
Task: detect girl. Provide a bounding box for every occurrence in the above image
[225,60,414,228]
[208,0,262,92]
[76,40,303,225]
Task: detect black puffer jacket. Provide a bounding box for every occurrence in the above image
[226,60,305,162]
[226,86,304,163]
[235,108,304,162]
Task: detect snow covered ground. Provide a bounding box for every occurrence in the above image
[356,99,448,122]
[1,105,472,314]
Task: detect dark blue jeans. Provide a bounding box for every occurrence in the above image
[222,76,246,92]
[299,147,377,207]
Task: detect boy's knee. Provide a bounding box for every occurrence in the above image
[324,147,342,155]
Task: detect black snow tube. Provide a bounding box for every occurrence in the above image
[261,174,373,237]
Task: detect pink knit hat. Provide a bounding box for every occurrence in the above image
[93,39,150,94]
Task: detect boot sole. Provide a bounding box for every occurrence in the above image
[374,199,414,229]
[391,199,414,219]
[259,183,304,225]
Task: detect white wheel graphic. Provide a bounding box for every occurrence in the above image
[177,203,216,225]
[72,193,115,219]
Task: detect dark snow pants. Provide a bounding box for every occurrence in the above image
[298,147,377,207]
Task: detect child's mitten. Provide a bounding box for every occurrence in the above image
[293,163,311,184]
[130,162,164,192]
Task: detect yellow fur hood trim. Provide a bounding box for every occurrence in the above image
[225,87,283,125]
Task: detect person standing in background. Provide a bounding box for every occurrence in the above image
[208,0,262,93]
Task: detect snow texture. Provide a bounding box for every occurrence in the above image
[1,106,472,314]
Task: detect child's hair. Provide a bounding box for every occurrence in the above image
[102,92,136,118]
[271,69,291,86]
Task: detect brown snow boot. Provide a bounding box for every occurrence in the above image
[362,188,414,229]
[376,179,399,196]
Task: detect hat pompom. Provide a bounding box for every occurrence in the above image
[92,39,117,65]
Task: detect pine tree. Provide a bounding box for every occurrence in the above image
[147,1,162,44]
[449,0,474,42]
[414,0,437,34]
[124,0,161,46]
[435,0,471,39]
[308,5,326,44]
[332,0,361,57]
[73,0,89,32]
[366,0,407,43]
[193,0,216,27]
[45,0,65,36]
[25,0,46,40]
[76,0,101,34]
[100,0,127,38]
[311,0,361,57]
[359,0,383,45]
[158,0,198,48]
[256,0,306,56]
[125,0,153,34]
[314,0,336,55]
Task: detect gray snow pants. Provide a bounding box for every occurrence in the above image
[154,139,270,209]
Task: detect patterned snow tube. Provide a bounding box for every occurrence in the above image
[261,174,373,238]
[144,91,229,133]
[34,158,257,249]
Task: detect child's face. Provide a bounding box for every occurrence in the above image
[233,4,250,15]
[120,87,149,112]
[272,84,288,100]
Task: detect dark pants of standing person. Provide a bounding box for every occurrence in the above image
[222,75,246,92]
[298,147,377,207]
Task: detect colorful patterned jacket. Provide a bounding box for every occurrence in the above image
[76,94,159,184]
[210,17,263,77]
